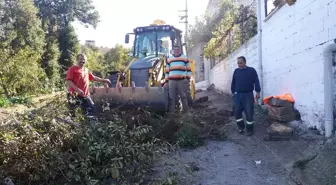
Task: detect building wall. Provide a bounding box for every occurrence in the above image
[85,40,96,46]
[206,0,336,131]
[261,0,336,130]
[208,36,258,94]
[188,42,206,82]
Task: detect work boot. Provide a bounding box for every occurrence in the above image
[246,124,254,136]
[238,127,244,134]
[236,120,245,134]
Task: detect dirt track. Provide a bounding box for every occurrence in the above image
[153,90,325,185]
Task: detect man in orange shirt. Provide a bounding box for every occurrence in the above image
[66,53,111,117]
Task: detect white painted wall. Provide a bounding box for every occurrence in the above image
[208,37,258,94]
[261,0,336,130]
[206,0,336,131]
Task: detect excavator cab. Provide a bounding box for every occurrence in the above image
[90,21,195,112]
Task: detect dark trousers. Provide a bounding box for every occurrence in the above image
[67,93,96,116]
[232,97,235,116]
[168,79,189,112]
[234,92,254,131]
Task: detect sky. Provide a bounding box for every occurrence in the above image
[73,0,209,48]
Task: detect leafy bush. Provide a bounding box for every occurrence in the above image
[0,96,32,107]
[0,96,169,185]
[7,96,32,105]
[0,95,229,185]
[0,98,10,107]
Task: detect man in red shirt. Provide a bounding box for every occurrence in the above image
[66,53,111,117]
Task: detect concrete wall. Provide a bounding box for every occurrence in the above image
[208,37,258,94]
[261,0,336,130]
[205,0,336,131]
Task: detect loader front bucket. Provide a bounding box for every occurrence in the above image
[90,86,169,112]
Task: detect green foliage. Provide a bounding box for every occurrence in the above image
[58,25,81,71]
[186,0,235,48]
[41,35,62,89]
[34,0,100,29]
[0,96,32,107]
[186,16,212,48]
[204,2,239,58]
[204,1,257,59]
[0,98,10,108]
[0,0,131,100]
[0,0,45,52]
[0,0,47,97]
[0,48,48,97]
[176,124,204,148]
[0,96,169,185]
[187,0,257,59]
[81,45,105,75]
[79,44,131,79]
[7,96,32,105]
[104,44,132,73]
[0,95,229,185]
[33,0,100,87]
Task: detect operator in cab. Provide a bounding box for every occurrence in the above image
[165,45,192,113]
[231,56,261,136]
[66,53,111,117]
[158,40,168,54]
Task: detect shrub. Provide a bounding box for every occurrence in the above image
[0,96,169,185]
[0,95,229,185]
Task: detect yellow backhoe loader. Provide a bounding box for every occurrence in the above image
[90,21,196,112]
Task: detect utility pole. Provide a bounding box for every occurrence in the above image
[178,0,188,56]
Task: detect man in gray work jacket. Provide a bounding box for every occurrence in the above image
[231,56,261,136]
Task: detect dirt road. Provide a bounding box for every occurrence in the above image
[154,90,324,185]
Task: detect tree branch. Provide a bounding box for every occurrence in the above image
[213,14,255,49]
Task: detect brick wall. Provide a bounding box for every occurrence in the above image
[206,0,336,131]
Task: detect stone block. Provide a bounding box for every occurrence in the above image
[267,105,294,116]
[267,123,293,135]
[264,123,294,141]
[269,112,296,122]
[268,98,293,108]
